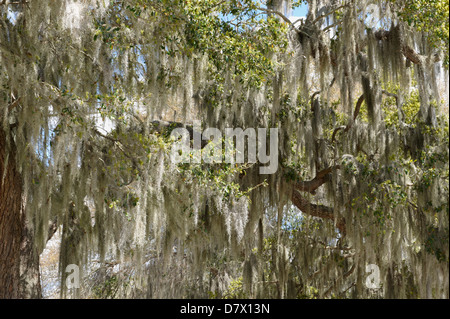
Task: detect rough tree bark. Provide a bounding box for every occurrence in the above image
[0,125,23,298]
[0,123,41,299]
[19,218,42,298]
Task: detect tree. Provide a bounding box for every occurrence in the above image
[0,0,448,299]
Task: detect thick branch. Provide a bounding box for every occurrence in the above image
[381,90,398,100]
[294,165,339,194]
[374,29,440,65]
[401,44,424,65]
[291,190,346,235]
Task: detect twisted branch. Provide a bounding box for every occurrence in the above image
[291,190,346,236]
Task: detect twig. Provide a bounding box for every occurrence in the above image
[311,4,347,25]
[93,129,143,175]
[332,94,365,143]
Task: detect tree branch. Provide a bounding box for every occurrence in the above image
[374,29,440,65]
[294,165,340,195]
[291,190,346,235]
[257,7,295,25]
[256,7,305,35]
[332,94,365,143]
[7,96,20,112]
[323,20,342,32]
[311,4,347,25]
[93,129,143,175]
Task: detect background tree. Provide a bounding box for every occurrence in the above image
[0,0,448,299]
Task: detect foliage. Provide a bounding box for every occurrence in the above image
[0,0,448,299]
[223,276,247,299]
[390,0,449,67]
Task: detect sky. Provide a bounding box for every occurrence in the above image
[291,3,308,17]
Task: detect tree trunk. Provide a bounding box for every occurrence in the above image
[19,218,42,298]
[0,126,23,298]
[0,126,41,298]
